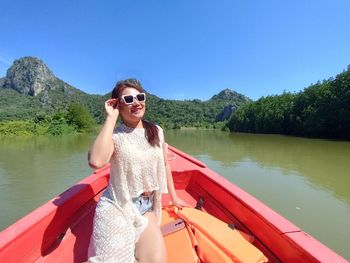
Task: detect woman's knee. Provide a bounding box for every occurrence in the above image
[149,250,166,263]
[135,242,166,263]
[135,212,167,263]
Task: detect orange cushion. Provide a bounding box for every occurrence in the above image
[178,207,268,263]
[161,210,199,263]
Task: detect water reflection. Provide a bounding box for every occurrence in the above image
[0,134,94,230]
[166,129,350,205]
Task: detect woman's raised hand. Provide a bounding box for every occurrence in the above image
[105,98,119,119]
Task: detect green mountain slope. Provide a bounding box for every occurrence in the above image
[0,57,251,128]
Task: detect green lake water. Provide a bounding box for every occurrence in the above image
[0,130,349,260]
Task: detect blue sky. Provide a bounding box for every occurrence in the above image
[0,0,349,101]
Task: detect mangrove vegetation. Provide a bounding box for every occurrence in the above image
[227,66,350,139]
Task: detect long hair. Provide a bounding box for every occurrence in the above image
[111,79,160,147]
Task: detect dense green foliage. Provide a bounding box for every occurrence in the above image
[0,102,96,137]
[0,85,250,136]
[67,102,95,131]
[0,84,249,132]
[0,88,43,120]
[0,84,105,123]
[227,67,350,139]
[145,93,248,129]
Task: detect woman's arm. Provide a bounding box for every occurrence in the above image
[162,142,188,207]
[88,99,119,169]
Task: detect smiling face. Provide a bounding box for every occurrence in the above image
[118,87,146,126]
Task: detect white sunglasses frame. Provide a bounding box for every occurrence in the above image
[120,93,146,104]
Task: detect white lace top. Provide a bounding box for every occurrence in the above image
[109,123,168,223]
[110,123,167,198]
[88,123,168,263]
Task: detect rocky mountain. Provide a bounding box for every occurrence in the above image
[209,88,251,121]
[210,88,250,102]
[215,105,236,121]
[0,56,251,126]
[0,57,106,122]
[3,57,56,96]
[0,77,5,88]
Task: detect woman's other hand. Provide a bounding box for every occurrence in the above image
[105,98,119,119]
[171,196,189,208]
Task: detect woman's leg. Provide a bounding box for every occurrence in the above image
[88,197,136,262]
[134,212,167,263]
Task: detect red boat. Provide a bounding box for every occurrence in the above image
[0,146,347,262]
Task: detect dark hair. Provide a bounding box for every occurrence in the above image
[112,78,160,147]
[111,78,144,99]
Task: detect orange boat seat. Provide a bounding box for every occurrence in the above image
[161,209,200,263]
[162,206,268,263]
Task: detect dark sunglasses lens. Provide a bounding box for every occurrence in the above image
[136,93,145,102]
[124,95,134,103]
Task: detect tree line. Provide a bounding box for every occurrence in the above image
[145,97,232,130]
[2,65,349,139]
[227,66,350,139]
[0,103,95,136]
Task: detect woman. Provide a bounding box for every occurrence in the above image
[87,79,186,263]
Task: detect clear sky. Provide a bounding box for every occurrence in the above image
[0,0,349,101]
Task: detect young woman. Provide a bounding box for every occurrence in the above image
[87,79,186,262]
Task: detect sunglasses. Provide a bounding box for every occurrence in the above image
[120,93,146,104]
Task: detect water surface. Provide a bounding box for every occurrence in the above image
[0,134,93,231]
